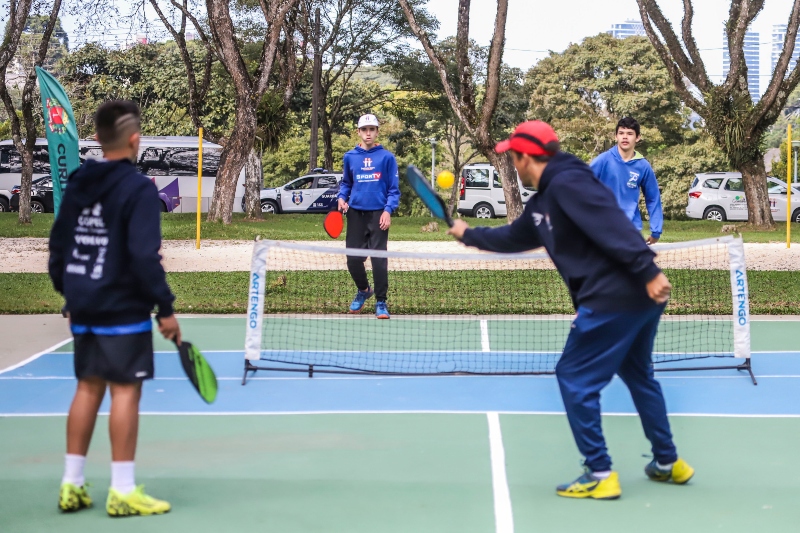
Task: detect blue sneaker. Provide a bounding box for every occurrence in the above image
[375,301,390,319]
[349,288,374,313]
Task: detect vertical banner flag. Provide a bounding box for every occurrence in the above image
[35,66,80,216]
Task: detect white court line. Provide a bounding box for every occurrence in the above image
[487,412,514,533]
[2,374,800,381]
[0,338,73,375]
[3,410,800,418]
[480,320,491,352]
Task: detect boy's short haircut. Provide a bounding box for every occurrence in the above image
[95,100,141,150]
[616,116,640,136]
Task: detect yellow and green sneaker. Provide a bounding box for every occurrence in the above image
[106,485,171,517]
[556,469,621,500]
[645,458,695,484]
[58,482,92,512]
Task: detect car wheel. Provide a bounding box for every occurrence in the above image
[30,200,45,214]
[793,208,800,224]
[261,200,278,214]
[702,206,726,222]
[473,203,494,219]
[0,197,9,212]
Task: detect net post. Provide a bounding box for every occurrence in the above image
[727,237,751,362]
[243,238,269,384]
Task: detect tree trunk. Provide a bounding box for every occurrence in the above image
[208,96,257,224]
[244,147,263,220]
[17,148,33,224]
[321,114,335,171]
[739,155,775,228]
[485,151,522,220]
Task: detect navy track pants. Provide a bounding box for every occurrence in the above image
[555,304,678,472]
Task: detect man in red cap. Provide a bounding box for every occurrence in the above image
[448,121,694,500]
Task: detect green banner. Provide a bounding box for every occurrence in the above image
[36,66,80,216]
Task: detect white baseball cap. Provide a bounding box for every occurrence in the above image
[357,114,380,129]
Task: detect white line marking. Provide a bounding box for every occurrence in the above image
[480,320,491,352]
[2,374,800,381]
[0,338,73,375]
[2,410,800,418]
[488,412,514,533]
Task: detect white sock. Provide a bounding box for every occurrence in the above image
[656,461,674,470]
[111,461,136,495]
[592,470,612,479]
[62,454,86,487]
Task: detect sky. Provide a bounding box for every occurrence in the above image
[423,0,794,86]
[60,1,796,89]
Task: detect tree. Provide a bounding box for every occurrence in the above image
[526,34,685,161]
[636,0,800,228]
[398,0,525,221]
[0,0,63,223]
[139,0,302,223]
[308,0,432,171]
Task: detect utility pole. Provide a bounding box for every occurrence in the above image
[309,8,321,171]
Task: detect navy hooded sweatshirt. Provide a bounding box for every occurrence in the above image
[460,152,662,312]
[339,145,400,213]
[48,159,175,327]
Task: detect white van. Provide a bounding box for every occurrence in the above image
[0,137,250,213]
[457,163,534,218]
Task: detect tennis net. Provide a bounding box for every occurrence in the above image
[243,236,752,383]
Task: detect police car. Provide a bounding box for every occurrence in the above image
[249,169,343,214]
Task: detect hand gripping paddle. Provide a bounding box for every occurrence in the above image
[175,340,218,404]
[405,165,454,227]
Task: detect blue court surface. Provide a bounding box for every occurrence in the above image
[1,316,799,533]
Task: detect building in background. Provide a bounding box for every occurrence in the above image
[608,20,646,39]
[722,30,760,102]
[772,24,800,77]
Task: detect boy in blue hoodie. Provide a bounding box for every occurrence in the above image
[49,101,177,517]
[337,113,400,318]
[590,117,663,244]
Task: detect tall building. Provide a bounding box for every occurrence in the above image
[608,20,646,39]
[722,30,760,102]
[772,24,800,77]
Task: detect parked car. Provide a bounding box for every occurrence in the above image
[10,176,54,213]
[246,169,342,214]
[686,172,800,222]
[457,163,535,218]
[0,137,253,214]
[0,189,10,212]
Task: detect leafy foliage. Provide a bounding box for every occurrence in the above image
[525,34,685,160]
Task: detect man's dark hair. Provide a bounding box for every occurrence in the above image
[95,100,141,150]
[616,116,640,136]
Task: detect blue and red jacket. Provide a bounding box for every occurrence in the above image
[339,145,400,213]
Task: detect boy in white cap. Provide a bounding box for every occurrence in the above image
[337,113,400,318]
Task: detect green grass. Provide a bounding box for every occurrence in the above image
[1,270,797,315]
[1,212,798,242]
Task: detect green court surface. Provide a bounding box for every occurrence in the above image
[1,414,798,532]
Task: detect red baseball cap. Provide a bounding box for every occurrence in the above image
[495,120,559,156]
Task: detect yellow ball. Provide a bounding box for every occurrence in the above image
[436,170,455,189]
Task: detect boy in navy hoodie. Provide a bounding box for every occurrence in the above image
[337,113,400,318]
[447,121,693,500]
[49,101,178,517]
[590,117,663,244]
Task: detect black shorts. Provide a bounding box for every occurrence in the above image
[73,332,154,383]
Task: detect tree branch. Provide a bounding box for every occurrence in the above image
[680,0,709,91]
[477,0,507,139]
[722,0,764,95]
[753,0,800,125]
[454,0,475,118]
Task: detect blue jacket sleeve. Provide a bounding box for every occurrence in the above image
[126,181,175,318]
[460,205,542,253]
[47,200,70,295]
[384,155,400,214]
[553,177,661,284]
[589,152,607,181]
[338,154,353,202]
[641,166,663,238]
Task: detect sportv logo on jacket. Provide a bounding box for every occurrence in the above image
[356,172,381,182]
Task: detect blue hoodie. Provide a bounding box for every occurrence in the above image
[48,159,174,328]
[339,145,400,213]
[590,147,663,238]
[461,151,661,313]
